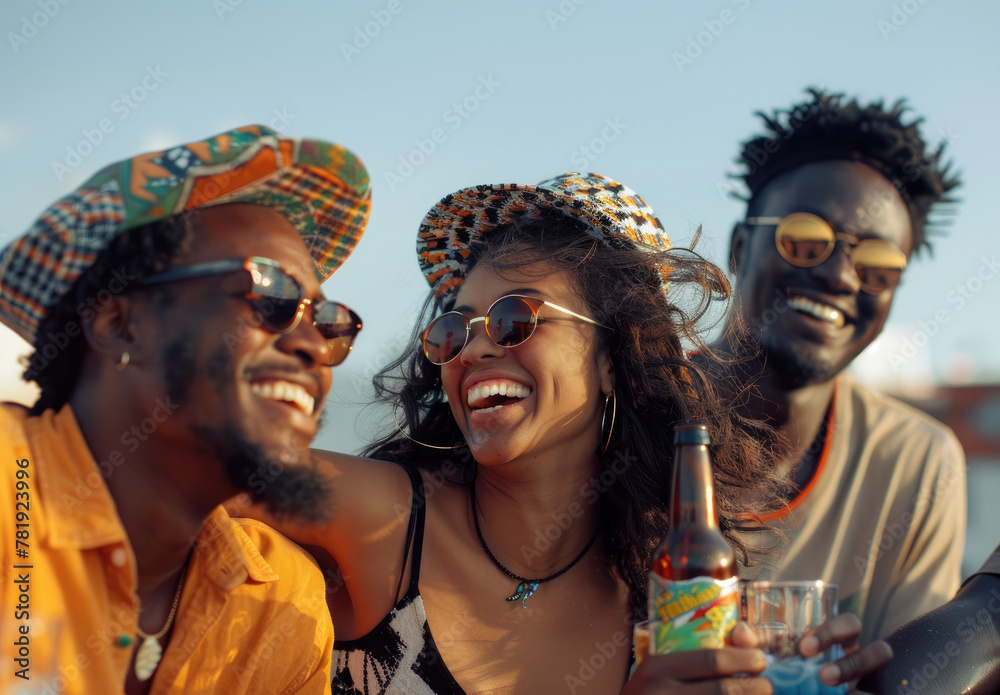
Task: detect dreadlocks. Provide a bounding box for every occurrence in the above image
[732,87,961,253]
[22,213,197,415]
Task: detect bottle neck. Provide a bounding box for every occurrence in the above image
[670,444,720,529]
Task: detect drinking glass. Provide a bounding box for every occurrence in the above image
[741,581,847,695]
[632,619,656,666]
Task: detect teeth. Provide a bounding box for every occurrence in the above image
[477,405,505,413]
[787,296,845,327]
[251,380,316,415]
[466,379,532,407]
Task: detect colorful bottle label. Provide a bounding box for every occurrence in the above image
[647,574,739,653]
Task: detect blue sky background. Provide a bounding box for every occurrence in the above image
[1,0,998,461]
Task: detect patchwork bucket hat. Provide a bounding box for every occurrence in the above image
[0,124,371,343]
[416,173,671,304]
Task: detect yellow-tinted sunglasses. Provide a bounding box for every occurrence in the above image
[746,212,908,295]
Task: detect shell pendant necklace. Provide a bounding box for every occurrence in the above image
[471,482,600,608]
[132,555,191,681]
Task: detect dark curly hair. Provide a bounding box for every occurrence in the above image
[22,213,197,415]
[363,212,785,613]
[732,87,961,254]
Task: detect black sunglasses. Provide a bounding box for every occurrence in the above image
[421,294,608,366]
[746,212,908,295]
[139,257,362,366]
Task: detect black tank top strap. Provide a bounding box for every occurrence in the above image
[392,464,427,603]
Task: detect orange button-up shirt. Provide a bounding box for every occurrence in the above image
[0,403,333,694]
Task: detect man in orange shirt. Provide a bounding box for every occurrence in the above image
[0,125,370,693]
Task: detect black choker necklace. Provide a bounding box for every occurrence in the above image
[471,482,600,608]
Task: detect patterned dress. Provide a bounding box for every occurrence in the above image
[332,467,466,694]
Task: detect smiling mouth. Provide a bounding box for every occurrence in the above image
[786,296,847,328]
[467,379,532,413]
[250,379,316,416]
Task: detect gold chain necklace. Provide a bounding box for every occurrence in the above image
[133,556,190,682]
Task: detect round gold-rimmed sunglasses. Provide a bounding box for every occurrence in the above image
[746,212,908,295]
[139,256,362,366]
[421,294,608,366]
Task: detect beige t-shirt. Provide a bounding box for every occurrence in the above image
[736,373,967,647]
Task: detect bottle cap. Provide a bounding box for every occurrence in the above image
[673,421,710,446]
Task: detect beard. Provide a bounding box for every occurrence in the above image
[160,333,331,522]
[758,329,840,389]
[212,424,331,522]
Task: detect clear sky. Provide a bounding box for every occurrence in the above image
[1,0,998,454]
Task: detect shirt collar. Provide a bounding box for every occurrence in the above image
[29,404,128,550]
[28,404,279,588]
[195,507,280,590]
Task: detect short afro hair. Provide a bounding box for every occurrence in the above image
[732,87,961,254]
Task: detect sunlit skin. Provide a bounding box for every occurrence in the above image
[441,263,613,473]
[242,263,643,694]
[131,206,334,463]
[718,160,913,484]
[70,204,333,695]
[239,259,891,693]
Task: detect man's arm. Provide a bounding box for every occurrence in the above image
[858,573,1000,694]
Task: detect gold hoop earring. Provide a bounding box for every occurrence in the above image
[117,352,130,372]
[392,403,468,451]
[600,390,616,454]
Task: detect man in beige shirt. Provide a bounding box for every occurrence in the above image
[712,88,967,646]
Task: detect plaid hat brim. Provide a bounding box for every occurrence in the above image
[417,173,670,303]
[0,125,370,343]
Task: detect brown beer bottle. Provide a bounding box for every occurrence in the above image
[647,422,738,654]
